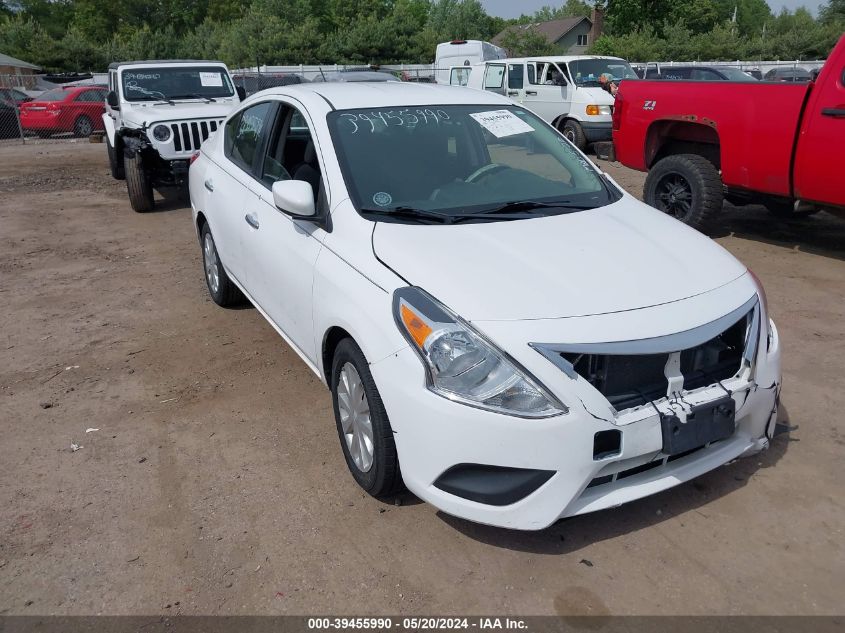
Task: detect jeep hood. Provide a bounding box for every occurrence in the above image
[119,100,238,128]
[372,198,747,321]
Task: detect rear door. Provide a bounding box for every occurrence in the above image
[793,53,845,206]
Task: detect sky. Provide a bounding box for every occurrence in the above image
[478,0,823,18]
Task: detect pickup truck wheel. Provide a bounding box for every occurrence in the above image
[561,120,587,151]
[106,138,125,180]
[200,224,244,307]
[331,338,404,498]
[124,153,154,212]
[644,154,723,230]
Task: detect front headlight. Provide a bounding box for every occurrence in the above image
[152,124,171,142]
[586,105,612,116]
[393,287,566,418]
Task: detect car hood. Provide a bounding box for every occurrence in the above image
[372,198,747,321]
[119,100,238,127]
[575,86,615,105]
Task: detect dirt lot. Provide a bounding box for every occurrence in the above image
[1,142,843,616]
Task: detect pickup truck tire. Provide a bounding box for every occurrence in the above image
[644,154,723,230]
[124,153,154,213]
[331,338,404,498]
[106,137,125,180]
[561,120,587,151]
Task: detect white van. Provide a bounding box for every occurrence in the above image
[434,40,506,86]
[466,56,637,150]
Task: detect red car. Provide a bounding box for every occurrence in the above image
[612,34,845,229]
[19,85,108,138]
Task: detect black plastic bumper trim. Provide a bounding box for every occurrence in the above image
[433,463,555,506]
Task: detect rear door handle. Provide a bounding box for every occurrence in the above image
[821,107,845,118]
[204,179,214,192]
[525,90,538,96]
[244,213,259,229]
[507,90,520,96]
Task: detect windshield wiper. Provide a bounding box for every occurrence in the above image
[479,200,597,215]
[359,206,453,224]
[171,93,216,103]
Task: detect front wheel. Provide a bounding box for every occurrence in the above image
[560,120,587,151]
[331,338,403,497]
[200,224,244,307]
[644,154,723,231]
[124,153,154,212]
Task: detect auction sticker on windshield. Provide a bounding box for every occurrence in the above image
[469,110,533,138]
[199,72,223,87]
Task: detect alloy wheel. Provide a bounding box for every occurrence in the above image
[655,172,694,221]
[203,233,220,295]
[337,362,374,473]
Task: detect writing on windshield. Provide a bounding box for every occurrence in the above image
[121,67,234,102]
[338,109,451,134]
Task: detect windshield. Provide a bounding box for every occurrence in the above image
[328,105,615,223]
[569,59,637,86]
[120,66,234,102]
[718,67,758,81]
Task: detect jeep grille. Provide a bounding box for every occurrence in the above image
[170,120,223,152]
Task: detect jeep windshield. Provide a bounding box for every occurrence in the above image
[120,66,235,102]
[328,105,617,224]
[569,59,638,86]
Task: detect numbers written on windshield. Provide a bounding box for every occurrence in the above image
[339,109,450,134]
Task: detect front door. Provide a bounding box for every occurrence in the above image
[522,61,572,124]
[506,63,526,104]
[792,58,845,206]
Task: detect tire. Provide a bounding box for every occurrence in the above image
[331,338,403,497]
[764,199,820,218]
[200,224,244,307]
[124,152,154,212]
[561,120,587,151]
[644,154,723,231]
[73,115,93,138]
[106,137,125,180]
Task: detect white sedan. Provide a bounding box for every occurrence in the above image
[188,82,781,530]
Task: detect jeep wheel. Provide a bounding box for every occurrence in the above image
[107,137,125,180]
[73,115,93,138]
[644,154,723,231]
[560,120,587,151]
[124,153,154,213]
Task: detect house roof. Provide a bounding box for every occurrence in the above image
[0,52,41,71]
[493,17,591,47]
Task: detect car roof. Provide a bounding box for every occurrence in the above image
[108,60,227,70]
[252,82,511,110]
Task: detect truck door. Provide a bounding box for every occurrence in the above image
[792,54,845,207]
[506,63,525,103]
[522,61,571,124]
[482,63,506,96]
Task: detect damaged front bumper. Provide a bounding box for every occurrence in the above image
[370,274,781,530]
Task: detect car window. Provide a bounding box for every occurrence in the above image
[526,64,537,85]
[226,101,274,175]
[450,67,471,86]
[484,65,505,90]
[508,64,524,90]
[37,88,70,102]
[260,104,323,204]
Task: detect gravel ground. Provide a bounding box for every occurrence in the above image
[0,142,843,616]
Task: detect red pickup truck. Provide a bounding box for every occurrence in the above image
[612,35,845,230]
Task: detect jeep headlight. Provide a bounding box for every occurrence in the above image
[152,124,171,142]
[393,287,566,418]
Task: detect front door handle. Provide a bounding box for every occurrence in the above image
[507,90,520,96]
[244,213,259,229]
[525,90,538,96]
[821,107,845,118]
[204,179,214,192]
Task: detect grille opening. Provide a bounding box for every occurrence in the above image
[585,443,709,490]
[593,430,622,460]
[561,314,749,411]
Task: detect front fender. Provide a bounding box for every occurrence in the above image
[102,114,116,145]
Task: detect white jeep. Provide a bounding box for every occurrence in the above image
[103,60,243,212]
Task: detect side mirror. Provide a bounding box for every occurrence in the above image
[106,90,119,109]
[236,86,246,101]
[272,180,316,218]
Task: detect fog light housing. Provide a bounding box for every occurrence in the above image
[152,124,171,142]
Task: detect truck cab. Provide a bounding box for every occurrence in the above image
[466,55,637,150]
[104,60,242,212]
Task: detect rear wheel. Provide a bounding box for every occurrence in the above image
[106,137,125,180]
[644,154,723,231]
[331,338,403,497]
[560,120,587,151]
[124,153,154,212]
[73,115,93,138]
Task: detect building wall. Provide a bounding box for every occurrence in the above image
[0,65,37,89]
[554,22,592,55]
